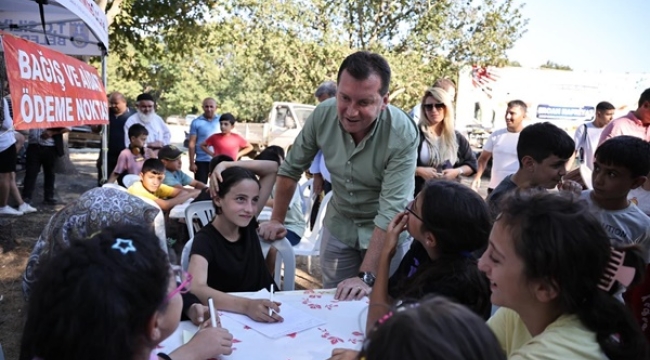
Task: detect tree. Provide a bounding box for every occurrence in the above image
[540,60,572,71]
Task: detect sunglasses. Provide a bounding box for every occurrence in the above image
[423,103,445,111]
[166,266,193,301]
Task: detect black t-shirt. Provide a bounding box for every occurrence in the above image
[388,240,491,320]
[191,218,276,292]
[108,109,135,158]
[486,174,519,219]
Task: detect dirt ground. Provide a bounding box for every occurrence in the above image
[0,150,325,359]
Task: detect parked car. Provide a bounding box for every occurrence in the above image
[69,125,101,148]
[166,115,185,125]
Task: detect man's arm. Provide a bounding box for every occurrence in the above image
[471,150,492,190]
[188,134,198,173]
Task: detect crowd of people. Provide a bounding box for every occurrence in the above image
[10,51,650,360]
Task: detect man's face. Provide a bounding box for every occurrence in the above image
[336,70,388,141]
[162,158,182,172]
[138,100,155,115]
[505,106,525,131]
[637,101,650,125]
[597,109,615,124]
[525,155,568,189]
[140,171,164,192]
[109,96,127,115]
[203,100,217,119]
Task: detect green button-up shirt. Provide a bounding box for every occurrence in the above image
[278,98,418,249]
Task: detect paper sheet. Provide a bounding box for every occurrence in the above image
[221,289,326,339]
[182,329,196,344]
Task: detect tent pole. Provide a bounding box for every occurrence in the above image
[101,51,108,184]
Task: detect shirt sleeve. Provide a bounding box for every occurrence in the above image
[156,184,177,199]
[189,119,198,136]
[455,132,478,173]
[598,121,620,146]
[190,230,214,263]
[204,134,216,147]
[483,132,496,152]
[181,171,194,186]
[163,172,181,187]
[374,132,418,231]
[278,107,321,180]
[237,134,248,148]
[162,122,172,145]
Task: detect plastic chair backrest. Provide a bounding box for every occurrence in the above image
[268,237,296,291]
[181,237,194,271]
[294,191,332,256]
[122,174,140,188]
[135,196,168,255]
[184,201,215,238]
[298,178,314,218]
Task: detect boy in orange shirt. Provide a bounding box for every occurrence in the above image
[200,113,253,160]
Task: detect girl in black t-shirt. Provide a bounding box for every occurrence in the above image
[188,159,283,323]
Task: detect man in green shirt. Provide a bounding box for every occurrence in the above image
[258,51,418,300]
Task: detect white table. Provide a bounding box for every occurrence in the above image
[169,199,194,219]
[159,289,367,359]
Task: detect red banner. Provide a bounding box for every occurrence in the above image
[1,32,108,130]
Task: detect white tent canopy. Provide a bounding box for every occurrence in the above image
[0,0,109,56]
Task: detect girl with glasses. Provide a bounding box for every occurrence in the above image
[365,180,492,334]
[415,87,477,194]
[480,191,648,359]
[20,226,233,360]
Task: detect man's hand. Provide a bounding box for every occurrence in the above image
[470,177,481,191]
[328,348,360,360]
[416,167,441,180]
[189,162,198,173]
[312,173,324,195]
[335,277,370,301]
[258,220,288,241]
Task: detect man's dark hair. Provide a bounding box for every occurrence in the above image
[517,122,574,164]
[315,81,337,99]
[507,100,528,113]
[595,136,650,177]
[141,158,165,175]
[638,88,650,107]
[596,101,615,112]
[127,123,148,139]
[337,51,391,96]
[136,93,154,102]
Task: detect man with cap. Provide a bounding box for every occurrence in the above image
[123,93,171,158]
[158,145,207,190]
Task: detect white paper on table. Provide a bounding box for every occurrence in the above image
[182,329,195,344]
[221,289,326,339]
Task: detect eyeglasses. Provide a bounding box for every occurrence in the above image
[166,266,193,301]
[423,103,445,111]
[405,200,424,222]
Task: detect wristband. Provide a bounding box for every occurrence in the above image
[157,353,173,360]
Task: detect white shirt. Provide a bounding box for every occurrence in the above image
[629,187,650,217]
[309,150,331,183]
[123,113,171,148]
[573,121,606,172]
[0,98,16,152]
[483,128,521,188]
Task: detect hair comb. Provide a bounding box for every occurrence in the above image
[598,248,635,292]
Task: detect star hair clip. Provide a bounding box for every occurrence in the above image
[112,238,137,255]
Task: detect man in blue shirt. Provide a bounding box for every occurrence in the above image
[188,97,221,183]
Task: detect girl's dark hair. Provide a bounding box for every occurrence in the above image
[397,180,492,318]
[255,145,285,165]
[20,226,170,360]
[499,190,648,360]
[360,296,505,360]
[214,166,259,214]
[208,154,234,174]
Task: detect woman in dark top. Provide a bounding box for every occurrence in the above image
[415,87,477,194]
[188,159,283,323]
[367,180,492,332]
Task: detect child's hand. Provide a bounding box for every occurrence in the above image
[243,298,283,323]
[187,303,210,326]
[385,211,409,258]
[328,348,360,360]
[209,161,231,197]
[187,326,234,357]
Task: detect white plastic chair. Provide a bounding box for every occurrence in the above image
[298,178,314,219]
[293,191,332,273]
[181,237,193,271]
[258,236,296,291]
[102,183,127,191]
[184,201,215,239]
[122,174,140,188]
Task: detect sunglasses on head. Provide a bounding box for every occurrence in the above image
[423,103,445,111]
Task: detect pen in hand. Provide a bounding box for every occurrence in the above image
[208,297,219,328]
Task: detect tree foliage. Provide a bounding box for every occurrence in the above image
[100,0,528,121]
[540,60,573,71]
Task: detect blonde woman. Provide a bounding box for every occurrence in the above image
[415,87,477,193]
